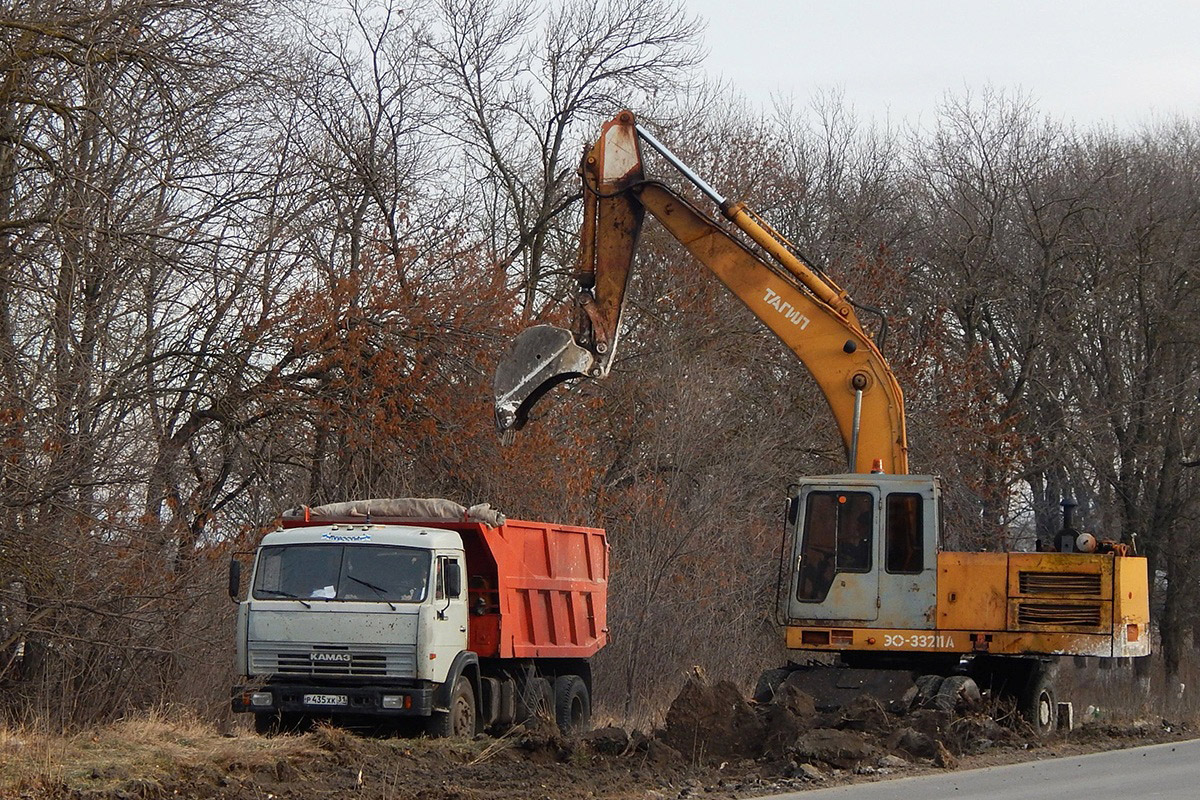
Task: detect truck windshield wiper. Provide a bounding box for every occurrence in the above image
[347,575,397,610]
[258,588,312,608]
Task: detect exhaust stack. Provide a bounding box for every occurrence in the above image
[1056,498,1079,552]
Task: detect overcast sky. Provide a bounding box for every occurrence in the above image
[686,0,1200,130]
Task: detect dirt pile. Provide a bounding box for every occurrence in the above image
[658,666,1019,775]
[661,672,766,761]
[5,721,687,800]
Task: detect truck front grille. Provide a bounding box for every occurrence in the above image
[277,650,385,676]
[249,643,416,678]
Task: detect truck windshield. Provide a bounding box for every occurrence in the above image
[252,544,431,602]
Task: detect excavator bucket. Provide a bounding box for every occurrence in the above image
[493,325,597,441]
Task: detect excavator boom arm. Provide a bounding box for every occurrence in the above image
[633,183,907,474]
[494,111,908,474]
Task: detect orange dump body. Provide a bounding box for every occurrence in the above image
[280,514,609,660]
[459,519,608,660]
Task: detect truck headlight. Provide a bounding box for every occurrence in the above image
[381,695,409,709]
[250,692,273,707]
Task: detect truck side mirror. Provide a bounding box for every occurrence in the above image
[444,561,462,599]
[228,557,242,602]
[785,495,801,528]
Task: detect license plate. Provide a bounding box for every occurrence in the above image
[303,693,348,706]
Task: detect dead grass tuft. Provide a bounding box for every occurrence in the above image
[0,707,320,794]
[1060,656,1200,730]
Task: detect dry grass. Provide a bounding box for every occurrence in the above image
[0,706,320,794]
[0,707,498,798]
[1060,657,1200,727]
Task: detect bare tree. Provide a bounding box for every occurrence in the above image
[424,0,703,315]
[1062,122,1200,676]
[0,0,287,725]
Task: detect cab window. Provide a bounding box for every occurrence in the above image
[435,557,462,600]
[796,491,873,602]
[886,493,924,574]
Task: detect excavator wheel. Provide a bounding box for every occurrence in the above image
[912,674,944,708]
[1021,668,1058,737]
[969,656,1059,737]
[933,675,982,713]
[753,668,792,703]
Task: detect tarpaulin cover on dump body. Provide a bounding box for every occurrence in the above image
[285,497,506,527]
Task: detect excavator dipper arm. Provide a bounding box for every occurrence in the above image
[494,110,908,474]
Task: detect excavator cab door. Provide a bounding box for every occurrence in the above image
[785,486,880,622]
[874,482,939,629]
[781,477,940,629]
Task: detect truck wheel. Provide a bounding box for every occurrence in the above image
[428,676,476,738]
[515,676,553,723]
[553,675,591,735]
[1022,670,1057,737]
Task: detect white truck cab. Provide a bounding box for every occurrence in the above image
[232,524,468,730]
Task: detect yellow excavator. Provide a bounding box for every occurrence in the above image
[493,110,1150,735]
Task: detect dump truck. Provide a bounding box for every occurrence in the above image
[230,498,608,736]
[493,110,1150,735]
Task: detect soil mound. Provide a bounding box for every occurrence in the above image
[3,696,1184,800]
[661,669,766,760]
[659,665,1038,771]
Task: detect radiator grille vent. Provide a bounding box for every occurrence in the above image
[1019,571,1103,596]
[276,651,387,676]
[249,643,416,677]
[1016,602,1102,628]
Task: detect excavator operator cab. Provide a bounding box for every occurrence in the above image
[782,474,941,630]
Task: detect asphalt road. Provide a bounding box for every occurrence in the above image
[753,738,1200,800]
